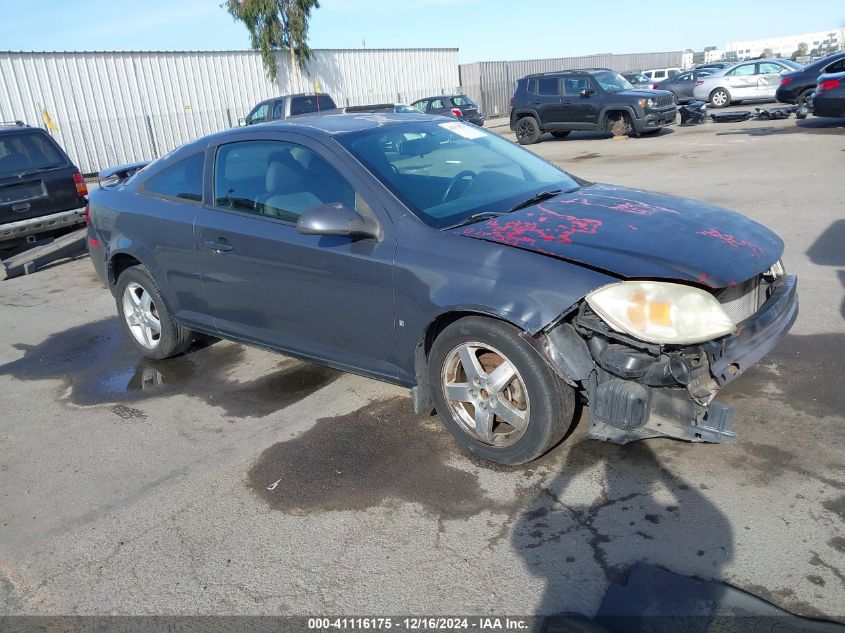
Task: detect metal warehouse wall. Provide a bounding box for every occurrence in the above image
[0,48,460,174]
[460,51,684,117]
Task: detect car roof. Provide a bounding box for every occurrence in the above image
[412,94,470,102]
[528,68,611,78]
[0,120,32,132]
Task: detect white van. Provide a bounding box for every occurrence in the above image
[642,68,682,82]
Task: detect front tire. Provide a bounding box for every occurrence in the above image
[796,88,814,108]
[429,317,575,465]
[709,88,731,108]
[515,116,541,145]
[115,265,194,360]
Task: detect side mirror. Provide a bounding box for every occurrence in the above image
[580,89,596,98]
[296,203,382,241]
[237,117,247,127]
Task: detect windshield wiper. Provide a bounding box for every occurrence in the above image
[506,189,564,213]
[18,164,63,178]
[447,211,505,230]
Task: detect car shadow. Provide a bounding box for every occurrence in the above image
[715,117,845,137]
[807,219,845,320]
[510,437,734,618]
[542,127,675,143]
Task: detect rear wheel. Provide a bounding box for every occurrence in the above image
[515,116,541,145]
[551,131,571,139]
[797,88,814,108]
[115,265,194,360]
[709,88,731,108]
[429,317,575,465]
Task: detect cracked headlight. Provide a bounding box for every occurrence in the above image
[585,281,736,345]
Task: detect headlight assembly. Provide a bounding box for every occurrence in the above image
[585,281,736,345]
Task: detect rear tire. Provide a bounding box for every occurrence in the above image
[551,131,571,139]
[709,88,731,108]
[429,316,575,465]
[515,116,542,145]
[115,265,194,360]
[796,88,814,108]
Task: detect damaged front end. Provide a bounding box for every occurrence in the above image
[524,268,799,445]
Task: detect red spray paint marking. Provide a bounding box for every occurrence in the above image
[697,228,763,258]
[462,213,603,247]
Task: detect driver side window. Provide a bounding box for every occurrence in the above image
[247,103,269,125]
[213,140,356,223]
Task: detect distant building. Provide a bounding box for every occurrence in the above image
[725,28,844,60]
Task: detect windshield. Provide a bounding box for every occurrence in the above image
[0,131,67,177]
[336,120,580,229]
[625,73,650,84]
[593,70,634,92]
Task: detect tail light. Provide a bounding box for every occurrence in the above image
[73,171,88,197]
[509,97,515,107]
[451,108,463,117]
[695,80,704,86]
[652,84,659,90]
[817,78,841,94]
[779,76,793,87]
[84,204,91,226]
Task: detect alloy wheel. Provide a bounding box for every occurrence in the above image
[711,89,728,107]
[122,282,162,349]
[516,119,535,143]
[441,342,530,447]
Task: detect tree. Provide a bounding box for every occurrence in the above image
[791,42,808,60]
[227,0,320,84]
[761,47,773,58]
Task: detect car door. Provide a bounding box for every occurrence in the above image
[671,71,698,101]
[724,63,758,98]
[193,132,399,380]
[560,75,599,127]
[756,62,787,98]
[529,76,564,125]
[270,99,285,121]
[426,98,448,116]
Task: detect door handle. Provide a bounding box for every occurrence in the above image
[204,240,234,254]
[528,100,541,105]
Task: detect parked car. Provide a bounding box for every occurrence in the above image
[410,95,485,126]
[241,93,338,125]
[623,72,652,88]
[86,113,797,465]
[811,71,845,118]
[653,69,715,103]
[776,52,845,107]
[693,59,803,107]
[642,68,682,81]
[1,121,87,253]
[509,69,677,143]
[344,103,420,114]
[693,62,731,71]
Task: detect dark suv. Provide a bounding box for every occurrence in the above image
[242,93,338,125]
[1,121,87,252]
[776,52,845,107]
[510,69,677,144]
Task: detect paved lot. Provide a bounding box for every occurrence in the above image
[1,113,844,619]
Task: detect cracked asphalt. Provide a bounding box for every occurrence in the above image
[0,113,843,618]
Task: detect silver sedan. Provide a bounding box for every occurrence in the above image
[693,58,802,107]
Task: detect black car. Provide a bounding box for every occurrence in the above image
[653,69,715,104]
[242,93,338,125]
[812,71,845,118]
[776,52,845,106]
[0,121,87,251]
[410,95,485,126]
[87,113,797,465]
[509,69,677,144]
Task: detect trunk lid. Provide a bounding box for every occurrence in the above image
[450,183,783,289]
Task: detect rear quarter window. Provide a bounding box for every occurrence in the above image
[0,131,68,176]
[141,153,204,203]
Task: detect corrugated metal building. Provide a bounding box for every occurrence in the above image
[460,51,684,117]
[0,48,460,174]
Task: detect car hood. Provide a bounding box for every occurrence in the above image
[450,184,783,289]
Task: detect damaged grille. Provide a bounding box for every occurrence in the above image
[716,262,783,323]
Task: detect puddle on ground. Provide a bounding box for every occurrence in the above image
[0,317,341,417]
[249,397,501,518]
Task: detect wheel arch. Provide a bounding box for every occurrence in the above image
[411,308,526,415]
[599,106,636,130]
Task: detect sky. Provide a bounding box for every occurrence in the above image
[0,0,842,63]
